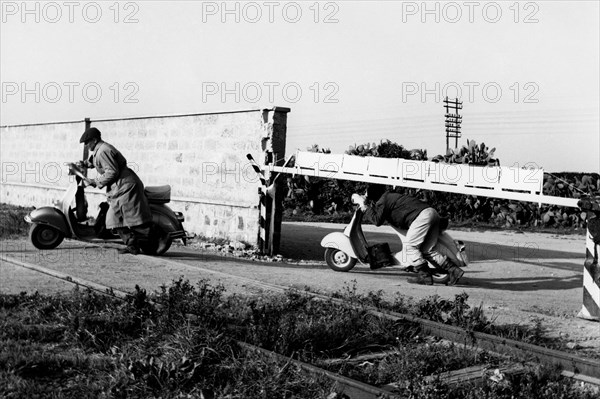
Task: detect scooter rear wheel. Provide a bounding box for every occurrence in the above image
[324,248,357,272]
[29,223,64,250]
[139,225,172,256]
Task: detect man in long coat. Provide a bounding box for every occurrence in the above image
[79,127,152,255]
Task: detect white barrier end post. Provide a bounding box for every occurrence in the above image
[577,196,600,321]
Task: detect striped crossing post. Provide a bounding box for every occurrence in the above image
[247,152,294,255]
[258,190,269,253]
[247,154,271,253]
[577,197,600,321]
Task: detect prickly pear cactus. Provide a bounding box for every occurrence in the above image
[434,139,499,166]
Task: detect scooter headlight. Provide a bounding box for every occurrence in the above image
[174,212,184,222]
[24,215,32,223]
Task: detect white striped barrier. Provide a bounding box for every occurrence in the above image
[577,198,600,320]
[578,231,600,320]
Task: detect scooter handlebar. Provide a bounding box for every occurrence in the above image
[351,193,366,205]
[65,162,93,186]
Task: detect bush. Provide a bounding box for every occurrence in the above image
[0,203,33,238]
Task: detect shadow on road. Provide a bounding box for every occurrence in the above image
[349,268,582,292]
[280,222,583,272]
[166,246,583,292]
[460,275,582,292]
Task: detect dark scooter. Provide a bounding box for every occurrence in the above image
[24,162,189,255]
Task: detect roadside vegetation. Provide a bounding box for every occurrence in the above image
[1,279,597,398]
[0,204,33,239]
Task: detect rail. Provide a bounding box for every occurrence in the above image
[3,251,599,387]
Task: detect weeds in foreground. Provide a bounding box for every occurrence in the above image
[0,279,597,399]
[332,281,562,348]
[0,281,339,398]
[0,204,33,238]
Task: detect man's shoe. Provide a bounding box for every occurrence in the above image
[439,258,465,286]
[408,263,434,285]
[446,266,464,286]
[118,246,140,255]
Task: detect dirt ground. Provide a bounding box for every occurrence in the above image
[1,221,598,355]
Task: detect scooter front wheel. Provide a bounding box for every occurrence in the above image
[324,248,357,272]
[29,223,64,250]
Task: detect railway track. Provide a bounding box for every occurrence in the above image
[2,250,600,398]
[1,253,400,398]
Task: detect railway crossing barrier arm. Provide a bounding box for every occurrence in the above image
[266,150,580,208]
[249,149,600,322]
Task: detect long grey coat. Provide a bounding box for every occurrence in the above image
[88,141,152,229]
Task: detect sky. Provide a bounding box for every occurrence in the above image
[1,0,599,172]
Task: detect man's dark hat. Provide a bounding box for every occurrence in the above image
[79,127,101,143]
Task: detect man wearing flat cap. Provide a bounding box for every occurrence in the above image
[79,127,152,255]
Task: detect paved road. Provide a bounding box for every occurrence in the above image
[1,222,598,351]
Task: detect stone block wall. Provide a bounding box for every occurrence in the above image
[1,108,287,245]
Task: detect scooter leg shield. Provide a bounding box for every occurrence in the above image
[436,232,468,267]
[27,207,70,237]
[320,232,358,259]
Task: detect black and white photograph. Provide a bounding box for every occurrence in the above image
[1,1,599,397]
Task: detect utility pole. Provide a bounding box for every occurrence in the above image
[444,97,462,153]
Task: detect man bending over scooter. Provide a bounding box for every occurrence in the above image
[355,184,464,285]
[78,127,152,255]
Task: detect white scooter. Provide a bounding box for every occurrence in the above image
[320,194,468,285]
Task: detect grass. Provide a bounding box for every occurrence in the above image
[331,283,565,350]
[1,280,598,399]
[0,284,339,398]
[0,203,33,239]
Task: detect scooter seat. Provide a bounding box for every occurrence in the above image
[145,185,171,204]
